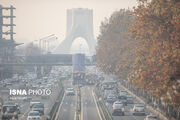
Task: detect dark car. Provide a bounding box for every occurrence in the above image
[1,101,20,120]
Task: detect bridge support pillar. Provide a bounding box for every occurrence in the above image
[36,66,43,78]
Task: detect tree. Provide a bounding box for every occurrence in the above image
[130,0,180,105]
[97,9,135,80]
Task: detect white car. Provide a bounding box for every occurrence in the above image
[112,101,125,116]
[27,111,41,120]
[132,104,146,116]
[31,103,44,115]
[30,102,41,108]
[66,88,75,96]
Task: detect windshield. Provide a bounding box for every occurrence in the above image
[2,106,17,113]
[136,105,144,108]
[33,104,44,108]
[29,112,40,116]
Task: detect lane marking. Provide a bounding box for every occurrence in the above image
[74,111,76,120]
[54,92,65,120]
[81,92,84,120]
[92,90,103,120]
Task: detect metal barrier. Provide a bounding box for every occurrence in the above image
[94,88,113,120]
[47,81,65,120]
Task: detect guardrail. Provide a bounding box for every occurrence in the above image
[47,81,64,120]
[75,86,81,120]
[94,87,113,120]
[118,82,168,120]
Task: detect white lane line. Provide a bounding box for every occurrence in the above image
[54,92,65,120]
[92,90,103,120]
[81,99,84,120]
[74,111,77,120]
[80,88,84,120]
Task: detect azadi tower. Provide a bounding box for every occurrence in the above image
[55,8,96,55]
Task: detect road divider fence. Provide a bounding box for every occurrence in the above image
[118,82,168,120]
[93,87,113,120]
[48,80,65,120]
[75,85,81,120]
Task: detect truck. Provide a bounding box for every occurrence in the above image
[72,53,85,85]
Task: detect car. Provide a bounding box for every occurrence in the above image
[112,101,125,116]
[31,103,44,115]
[119,98,127,106]
[106,94,117,103]
[30,102,41,108]
[1,101,20,120]
[118,90,127,98]
[120,90,128,95]
[27,111,41,120]
[132,104,146,116]
[6,82,13,86]
[103,84,114,90]
[144,115,158,120]
[126,95,134,104]
[66,88,75,96]
[104,90,114,99]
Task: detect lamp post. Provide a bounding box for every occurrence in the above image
[37,34,55,54]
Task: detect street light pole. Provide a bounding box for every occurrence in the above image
[37,34,55,54]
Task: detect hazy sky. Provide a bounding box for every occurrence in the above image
[1,0,137,53]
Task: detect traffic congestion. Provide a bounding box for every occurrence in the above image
[96,80,159,120]
[0,66,71,120]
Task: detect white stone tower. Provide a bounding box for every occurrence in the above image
[55,8,96,55]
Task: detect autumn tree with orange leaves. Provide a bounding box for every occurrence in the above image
[97,0,180,106]
[97,9,135,80]
[130,0,180,106]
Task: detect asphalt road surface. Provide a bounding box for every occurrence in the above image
[56,80,76,120]
[102,84,151,120]
[81,86,100,120]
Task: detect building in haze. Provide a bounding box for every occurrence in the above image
[0,5,20,80]
[55,8,96,55]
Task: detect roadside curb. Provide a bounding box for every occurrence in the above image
[118,83,168,120]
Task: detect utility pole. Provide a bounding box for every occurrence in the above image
[38,34,55,54]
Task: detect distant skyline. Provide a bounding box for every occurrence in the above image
[1,0,137,53]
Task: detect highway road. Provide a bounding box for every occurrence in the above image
[106,99,147,120]
[0,70,62,120]
[81,86,100,120]
[56,80,101,120]
[18,81,60,120]
[56,80,76,120]
[0,66,161,120]
[99,83,152,120]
